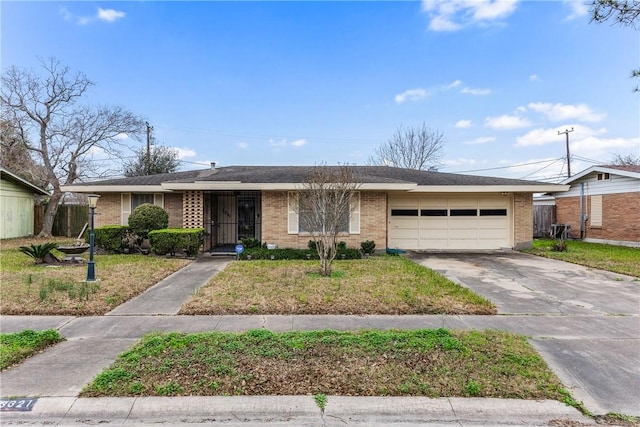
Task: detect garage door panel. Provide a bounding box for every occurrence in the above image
[388,195,512,250]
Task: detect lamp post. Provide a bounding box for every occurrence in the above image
[86,194,100,282]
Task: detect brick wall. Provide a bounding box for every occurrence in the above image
[93,192,184,228]
[513,192,533,249]
[556,192,640,242]
[261,191,387,249]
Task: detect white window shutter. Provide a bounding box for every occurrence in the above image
[121,193,131,225]
[349,191,360,234]
[288,191,299,234]
[154,193,164,208]
[591,195,603,227]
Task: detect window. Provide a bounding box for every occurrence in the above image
[288,191,360,234]
[391,209,419,216]
[421,209,447,216]
[479,209,507,216]
[596,173,610,181]
[590,195,603,227]
[450,209,477,216]
[131,193,154,211]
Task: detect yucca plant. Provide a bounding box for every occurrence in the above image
[19,242,59,264]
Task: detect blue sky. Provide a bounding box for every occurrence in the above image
[2,1,638,182]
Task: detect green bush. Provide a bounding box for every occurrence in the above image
[94,226,128,253]
[128,204,169,239]
[360,240,376,255]
[240,247,361,260]
[149,228,204,257]
[240,237,262,249]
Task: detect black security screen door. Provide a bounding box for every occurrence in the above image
[209,191,261,252]
[237,195,256,241]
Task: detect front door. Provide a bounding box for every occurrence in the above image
[209,191,261,251]
[237,195,256,241]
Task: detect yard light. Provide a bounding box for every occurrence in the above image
[86,194,100,282]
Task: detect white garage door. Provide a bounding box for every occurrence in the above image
[388,194,512,250]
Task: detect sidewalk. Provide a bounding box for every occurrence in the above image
[1,254,637,425]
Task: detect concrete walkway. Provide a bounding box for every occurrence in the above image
[1,252,638,426]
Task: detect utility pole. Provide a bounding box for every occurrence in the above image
[145,122,153,175]
[558,127,574,178]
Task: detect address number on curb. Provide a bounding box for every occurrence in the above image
[0,398,38,411]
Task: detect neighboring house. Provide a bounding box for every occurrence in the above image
[548,165,640,246]
[61,165,567,251]
[0,167,49,239]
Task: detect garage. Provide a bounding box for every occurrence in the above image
[387,194,512,250]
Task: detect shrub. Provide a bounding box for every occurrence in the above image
[128,204,169,239]
[149,228,204,257]
[240,237,261,249]
[552,239,568,252]
[240,247,361,260]
[360,240,376,255]
[19,242,58,264]
[94,225,128,253]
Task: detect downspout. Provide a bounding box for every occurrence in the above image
[579,182,585,240]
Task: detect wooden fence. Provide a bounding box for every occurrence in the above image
[34,205,89,237]
[533,205,555,238]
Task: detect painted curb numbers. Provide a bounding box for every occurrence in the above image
[0,397,38,411]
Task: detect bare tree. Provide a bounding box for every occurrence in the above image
[611,152,640,166]
[590,0,640,28]
[0,119,48,188]
[1,58,145,237]
[368,123,445,170]
[296,165,360,276]
[589,0,640,91]
[123,144,181,177]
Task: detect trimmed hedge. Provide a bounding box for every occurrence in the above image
[128,204,169,239]
[149,228,205,257]
[239,247,361,260]
[94,225,128,253]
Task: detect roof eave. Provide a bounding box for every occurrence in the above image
[60,185,167,193]
[408,184,570,193]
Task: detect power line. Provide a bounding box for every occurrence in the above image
[450,158,564,174]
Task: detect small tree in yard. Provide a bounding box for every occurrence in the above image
[128,203,168,240]
[296,165,360,276]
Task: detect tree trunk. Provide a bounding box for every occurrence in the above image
[38,190,63,237]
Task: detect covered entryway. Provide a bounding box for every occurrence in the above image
[206,191,261,252]
[388,194,512,250]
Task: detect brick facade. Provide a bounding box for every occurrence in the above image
[556,192,640,242]
[93,192,183,228]
[261,191,387,249]
[513,192,533,249]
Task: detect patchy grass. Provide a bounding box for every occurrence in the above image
[1,238,190,315]
[81,328,570,403]
[525,239,640,278]
[0,329,63,370]
[180,257,495,315]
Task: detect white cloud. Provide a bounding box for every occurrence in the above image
[114,132,129,140]
[445,80,462,90]
[237,142,248,150]
[60,7,126,25]
[564,0,588,20]
[422,0,518,32]
[395,88,428,104]
[444,157,478,166]
[291,139,308,147]
[461,87,492,96]
[455,119,472,128]
[529,74,538,81]
[175,147,196,159]
[269,139,287,147]
[527,102,605,123]
[98,8,126,23]
[465,137,496,145]
[485,114,531,129]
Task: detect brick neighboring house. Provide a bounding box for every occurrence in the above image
[61,165,567,252]
[548,165,640,246]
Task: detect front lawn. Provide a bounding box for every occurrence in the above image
[81,328,569,402]
[180,256,496,315]
[0,238,191,315]
[525,239,640,277]
[0,329,63,370]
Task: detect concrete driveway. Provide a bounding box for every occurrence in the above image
[409,251,640,416]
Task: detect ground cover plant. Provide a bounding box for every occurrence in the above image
[525,239,640,277]
[180,256,495,315]
[0,238,190,315]
[0,329,63,370]
[81,328,571,403]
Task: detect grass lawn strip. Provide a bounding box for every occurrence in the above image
[525,239,640,278]
[0,329,63,370]
[82,328,570,403]
[181,257,495,315]
[1,237,191,315]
